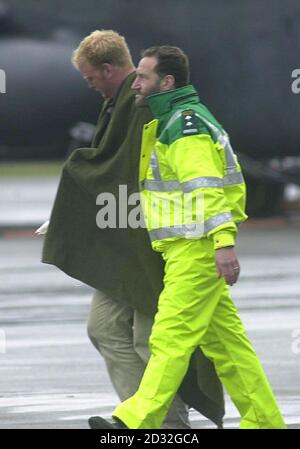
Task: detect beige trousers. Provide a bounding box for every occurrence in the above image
[87,290,190,429]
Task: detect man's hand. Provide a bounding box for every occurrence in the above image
[215,246,240,286]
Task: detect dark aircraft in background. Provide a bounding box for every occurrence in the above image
[0,0,100,159]
[0,0,299,216]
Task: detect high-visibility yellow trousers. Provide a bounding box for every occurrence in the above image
[113,238,286,429]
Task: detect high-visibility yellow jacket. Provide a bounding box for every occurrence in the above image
[139,85,247,252]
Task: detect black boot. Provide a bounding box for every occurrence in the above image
[88,416,128,429]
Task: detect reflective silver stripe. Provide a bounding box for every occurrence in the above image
[223,172,244,186]
[148,112,182,181]
[223,138,238,174]
[181,176,223,192]
[149,212,233,241]
[204,212,233,233]
[141,179,181,191]
[141,176,223,192]
[161,111,182,135]
[150,149,161,180]
[194,113,238,173]
[149,224,198,241]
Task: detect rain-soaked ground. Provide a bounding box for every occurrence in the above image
[0,225,300,429]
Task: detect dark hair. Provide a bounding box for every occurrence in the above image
[141,46,190,88]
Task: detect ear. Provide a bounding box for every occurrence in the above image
[101,63,113,78]
[160,74,175,91]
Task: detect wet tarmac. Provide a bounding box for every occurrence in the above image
[0,176,59,228]
[0,226,300,429]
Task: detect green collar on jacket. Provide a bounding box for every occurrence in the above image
[145,85,199,122]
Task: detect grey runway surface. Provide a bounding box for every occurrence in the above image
[0,226,300,429]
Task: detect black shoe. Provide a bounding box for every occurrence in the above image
[88,416,128,429]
